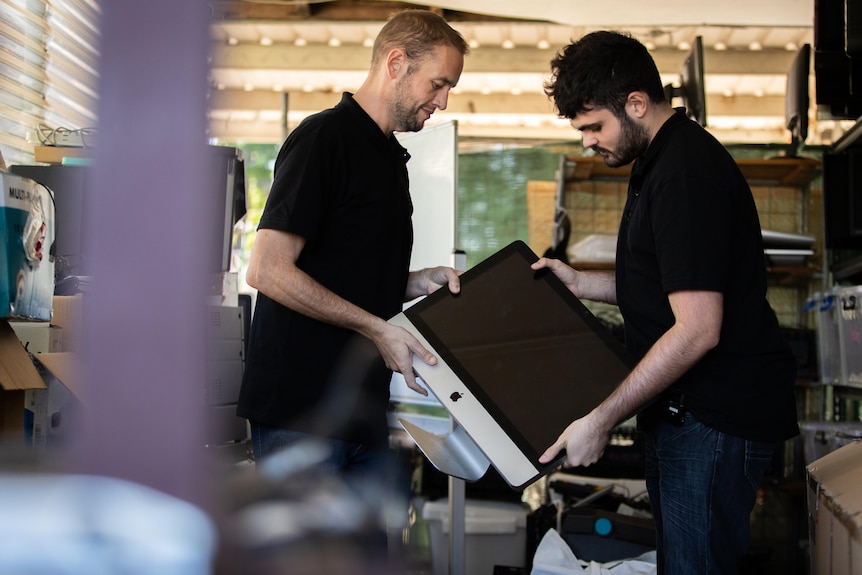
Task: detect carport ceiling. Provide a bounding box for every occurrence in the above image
[207,0,843,147]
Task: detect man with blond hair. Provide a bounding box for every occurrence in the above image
[237,10,468,520]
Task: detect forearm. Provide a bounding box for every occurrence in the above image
[404,270,428,301]
[574,269,617,304]
[531,258,617,304]
[252,260,386,339]
[591,300,720,431]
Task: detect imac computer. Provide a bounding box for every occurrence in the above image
[389,240,635,489]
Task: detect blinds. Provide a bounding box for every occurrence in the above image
[0,0,100,166]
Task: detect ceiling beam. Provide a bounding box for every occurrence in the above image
[205,4,817,144]
[209,89,786,118]
[408,0,814,28]
[210,44,798,76]
[209,0,813,28]
[206,115,791,145]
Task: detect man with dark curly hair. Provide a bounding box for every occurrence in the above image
[534,30,798,575]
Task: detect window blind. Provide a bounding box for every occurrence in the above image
[0,0,99,166]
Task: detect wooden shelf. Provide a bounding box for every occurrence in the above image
[734,158,820,187]
[571,261,817,287]
[565,154,820,187]
[765,265,818,287]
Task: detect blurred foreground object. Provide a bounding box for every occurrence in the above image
[0,472,217,575]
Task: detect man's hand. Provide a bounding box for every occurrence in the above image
[539,411,610,468]
[406,266,462,301]
[372,320,436,395]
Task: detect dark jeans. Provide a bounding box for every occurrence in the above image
[643,412,776,575]
[250,423,411,554]
[250,422,407,498]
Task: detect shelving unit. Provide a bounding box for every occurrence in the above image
[527,154,822,309]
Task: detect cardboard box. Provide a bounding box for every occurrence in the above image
[51,295,84,352]
[9,321,62,354]
[0,171,55,320]
[0,320,46,443]
[210,272,239,307]
[33,145,92,165]
[806,440,862,575]
[26,352,80,451]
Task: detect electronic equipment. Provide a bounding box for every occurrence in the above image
[9,164,90,278]
[822,148,862,250]
[664,36,707,127]
[11,145,246,280]
[783,43,811,158]
[814,0,862,119]
[390,240,635,490]
[205,145,247,273]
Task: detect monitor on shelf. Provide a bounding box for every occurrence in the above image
[783,43,811,158]
[664,36,707,127]
[814,0,862,119]
[822,148,862,250]
[543,154,572,261]
[205,145,247,273]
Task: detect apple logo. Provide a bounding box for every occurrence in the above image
[450,391,463,402]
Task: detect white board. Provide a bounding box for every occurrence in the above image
[395,120,457,272]
[391,120,458,407]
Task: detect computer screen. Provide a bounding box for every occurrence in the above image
[663,36,707,127]
[679,36,707,127]
[784,43,811,157]
[396,241,634,486]
[205,145,247,273]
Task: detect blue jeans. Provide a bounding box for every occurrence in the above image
[643,412,776,575]
[250,423,406,498]
[250,423,410,553]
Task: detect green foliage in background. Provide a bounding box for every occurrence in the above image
[457,146,562,267]
[230,141,570,272]
[231,143,280,270]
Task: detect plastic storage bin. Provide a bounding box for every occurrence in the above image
[421,498,528,575]
[836,285,862,388]
[800,421,862,464]
[811,290,841,386]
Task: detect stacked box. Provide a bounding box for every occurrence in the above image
[807,441,862,575]
[205,305,248,464]
[0,172,55,320]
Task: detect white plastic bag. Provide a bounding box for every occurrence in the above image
[531,527,657,575]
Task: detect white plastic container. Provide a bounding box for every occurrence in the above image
[421,498,529,575]
[812,290,841,386]
[567,233,617,264]
[836,285,862,388]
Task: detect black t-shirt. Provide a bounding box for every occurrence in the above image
[618,110,798,442]
[236,92,414,443]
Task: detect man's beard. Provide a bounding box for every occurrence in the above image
[599,112,650,168]
[389,74,426,133]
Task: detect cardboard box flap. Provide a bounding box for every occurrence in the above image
[807,440,862,531]
[31,352,80,398]
[0,320,45,391]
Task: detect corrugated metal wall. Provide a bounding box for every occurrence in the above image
[0,0,99,166]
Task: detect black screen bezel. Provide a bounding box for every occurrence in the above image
[403,240,635,468]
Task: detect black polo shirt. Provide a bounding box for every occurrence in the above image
[618,110,798,442]
[237,92,414,443]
